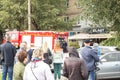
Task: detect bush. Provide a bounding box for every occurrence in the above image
[100,38,120,47]
[0,72,2,79]
[68,41,80,49]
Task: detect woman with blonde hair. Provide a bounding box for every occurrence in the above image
[43,41,52,56]
[23,48,54,80]
[52,40,63,80]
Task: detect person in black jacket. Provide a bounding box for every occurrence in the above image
[60,40,68,53]
[27,48,34,64]
[0,34,17,80]
[43,52,52,67]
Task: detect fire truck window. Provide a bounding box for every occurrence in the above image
[11,34,17,40]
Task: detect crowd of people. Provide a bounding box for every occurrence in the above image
[0,34,100,80]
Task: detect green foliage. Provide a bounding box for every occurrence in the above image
[100,32,120,47]
[80,0,120,31]
[80,0,120,46]
[0,73,2,80]
[0,0,72,31]
[68,41,80,49]
[0,72,8,80]
[0,0,27,30]
[100,38,120,47]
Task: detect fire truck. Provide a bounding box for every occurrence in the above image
[6,31,68,51]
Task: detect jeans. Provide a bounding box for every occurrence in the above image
[53,63,62,80]
[2,65,13,80]
[89,70,95,80]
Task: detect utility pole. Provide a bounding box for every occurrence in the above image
[28,0,31,30]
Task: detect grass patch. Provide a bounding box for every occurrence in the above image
[0,72,2,80]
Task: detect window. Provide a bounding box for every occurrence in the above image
[100,48,110,52]
[77,0,80,8]
[77,16,81,25]
[66,0,69,8]
[69,32,76,36]
[103,53,117,62]
[78,17,81,25]
[116,53,120,61]
[64,16,69,22]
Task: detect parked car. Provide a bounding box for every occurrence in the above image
[96,51,120,80]
[77,46,120,55]
[99,46,120,55]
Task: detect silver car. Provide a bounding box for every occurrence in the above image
[96,51,120,80]
[99,46,120,55]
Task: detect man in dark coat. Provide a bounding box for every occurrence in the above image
[60,40,68,53]
[63,47,88,80]
[27,49,34,64]
[0,34,17,80]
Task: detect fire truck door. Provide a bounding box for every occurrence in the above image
[22,35,31,48]
[34,37,42,47]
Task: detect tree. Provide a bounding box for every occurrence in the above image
[31,0,72,30]
[79,0,120,47]
[0,0,73,31]
[0,0,27,30]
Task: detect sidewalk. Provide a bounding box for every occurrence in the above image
[60,76,68,80]
[55,76,68,80]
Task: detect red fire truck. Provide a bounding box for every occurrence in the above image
[6,31,68,50]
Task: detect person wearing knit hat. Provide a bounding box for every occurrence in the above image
[63,47,88,80]
[67,47,79,57]
[23,48,54,80]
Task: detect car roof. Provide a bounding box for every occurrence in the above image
[99,46,120,52]
[77,46,120,53]
[104,51,120,53]
[100,51,120,59]
[99,46,117,49]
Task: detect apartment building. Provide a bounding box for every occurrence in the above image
[65,0,111,46]
[64,0,87,35]
[64,0,107,35]
[64,0,81,26]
